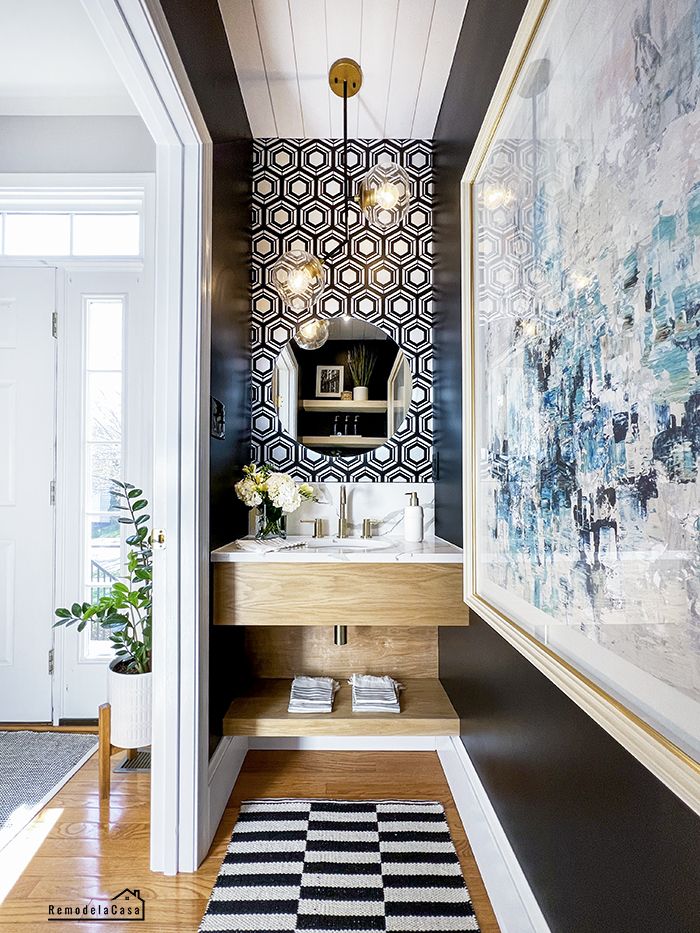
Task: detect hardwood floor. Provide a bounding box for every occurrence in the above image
[0,748,499,933]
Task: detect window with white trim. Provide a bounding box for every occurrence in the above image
[0,188,143,258]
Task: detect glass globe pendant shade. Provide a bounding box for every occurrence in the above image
[357,161,411,230]
[270,249,326,313]
[294,317,329,350]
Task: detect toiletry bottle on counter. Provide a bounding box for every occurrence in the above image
[404,491,424,542]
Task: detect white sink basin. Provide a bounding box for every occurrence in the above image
[305,537,392,551]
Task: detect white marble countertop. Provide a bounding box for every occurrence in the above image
[211,535,462,564]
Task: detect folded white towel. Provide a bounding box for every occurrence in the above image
[349,674,403,714]
[288,675,339,714]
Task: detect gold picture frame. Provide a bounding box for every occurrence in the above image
[461,0,700,813]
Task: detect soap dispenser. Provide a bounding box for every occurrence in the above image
[404,491,424,543]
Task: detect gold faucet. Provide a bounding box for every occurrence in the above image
[338,486,348,538]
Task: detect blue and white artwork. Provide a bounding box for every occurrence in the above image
[473,0,700,756]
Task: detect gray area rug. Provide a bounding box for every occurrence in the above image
[0,730,98,850]
[200,798,480,932]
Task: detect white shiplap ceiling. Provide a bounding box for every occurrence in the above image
[0,0,136,115]
[218,0,468,138]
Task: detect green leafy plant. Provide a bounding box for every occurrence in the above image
[54,481,152,674]
[347,344,377,387]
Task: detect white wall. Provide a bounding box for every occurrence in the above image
[0,115,155,172]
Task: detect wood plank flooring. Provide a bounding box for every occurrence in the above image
[0,748,499,933]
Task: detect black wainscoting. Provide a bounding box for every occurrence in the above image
[433,2,700,930]
[158,1,252,750]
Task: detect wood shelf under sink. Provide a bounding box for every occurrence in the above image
[222,678,459,737]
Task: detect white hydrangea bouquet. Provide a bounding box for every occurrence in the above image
[235,462,316,540]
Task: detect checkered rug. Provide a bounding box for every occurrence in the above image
[199,799,480,932]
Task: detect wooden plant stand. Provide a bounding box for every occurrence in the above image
[98,702,137,800]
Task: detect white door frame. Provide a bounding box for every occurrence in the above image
[83,0,213,874]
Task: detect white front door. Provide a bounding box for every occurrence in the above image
[0,266,56,722]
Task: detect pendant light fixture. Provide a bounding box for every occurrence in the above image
[356,160,411,230]
[271,249,326,314]
[294,317,330,350]
[269,54,411,338]
[292,57,362,346]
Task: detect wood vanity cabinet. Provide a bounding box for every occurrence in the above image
[212,542,466,737]
[213,562,469,627]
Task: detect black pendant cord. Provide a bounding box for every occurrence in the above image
[343,77,349,245]
[323,78,351,265]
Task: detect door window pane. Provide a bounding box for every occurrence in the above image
[4,213,70,255]
[87,299,123,369]
[86,445,121,512]
[88,516,121,579]
[87,373,122,442]
[73,213,140,257]
[83,294,125,654]
[85,588,112,642]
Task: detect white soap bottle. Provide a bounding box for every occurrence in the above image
[404,491,424,543]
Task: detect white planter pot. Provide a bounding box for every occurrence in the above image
[353,386,369,401]
[108,659,152,748]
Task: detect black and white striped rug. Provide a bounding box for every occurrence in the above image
[200,799,480,932]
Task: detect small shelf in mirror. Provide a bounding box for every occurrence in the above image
[301,435,387,448]
[302,399,388,413]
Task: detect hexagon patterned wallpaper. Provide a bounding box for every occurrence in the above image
[251,138,434,482]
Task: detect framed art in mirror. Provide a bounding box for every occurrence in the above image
[462,0,700,813]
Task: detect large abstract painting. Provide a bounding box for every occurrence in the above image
[467,0,700,768]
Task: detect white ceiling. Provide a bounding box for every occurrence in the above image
[0,0,136,116]
[218,0,468,138]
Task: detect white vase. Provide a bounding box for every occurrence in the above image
[353,386,369,401]
[108,658,152,749]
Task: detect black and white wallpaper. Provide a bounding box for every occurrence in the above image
[250,138,434,482]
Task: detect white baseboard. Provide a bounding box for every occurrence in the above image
[438,736,550,933]
[249,736,440,751]
[208,736,248,842]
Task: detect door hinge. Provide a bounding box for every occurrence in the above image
[48,648,54,675]
[50,479,56,505]
[51,311,58,338]
[149,529,166,549]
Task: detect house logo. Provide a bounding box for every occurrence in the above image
[47,888,145,921]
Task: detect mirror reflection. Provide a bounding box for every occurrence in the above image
[273,319,412,457]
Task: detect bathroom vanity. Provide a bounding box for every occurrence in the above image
[212,536,467,627]
[211,535,466,737]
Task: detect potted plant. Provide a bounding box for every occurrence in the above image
[54,480,152,749]
[235,463,316,539]
[347,344,377,401]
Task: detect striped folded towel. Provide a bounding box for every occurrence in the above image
[288,675,340,713]
[349,674,403,714]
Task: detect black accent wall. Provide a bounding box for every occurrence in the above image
[158,0,252,748]
[433,2,700,931]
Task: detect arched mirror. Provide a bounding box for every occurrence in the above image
[272,319,413,457]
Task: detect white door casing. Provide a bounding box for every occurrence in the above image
[0,266,57,722]
[82,0,213,873]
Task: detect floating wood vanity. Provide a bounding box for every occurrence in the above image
[211,536,466,737]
